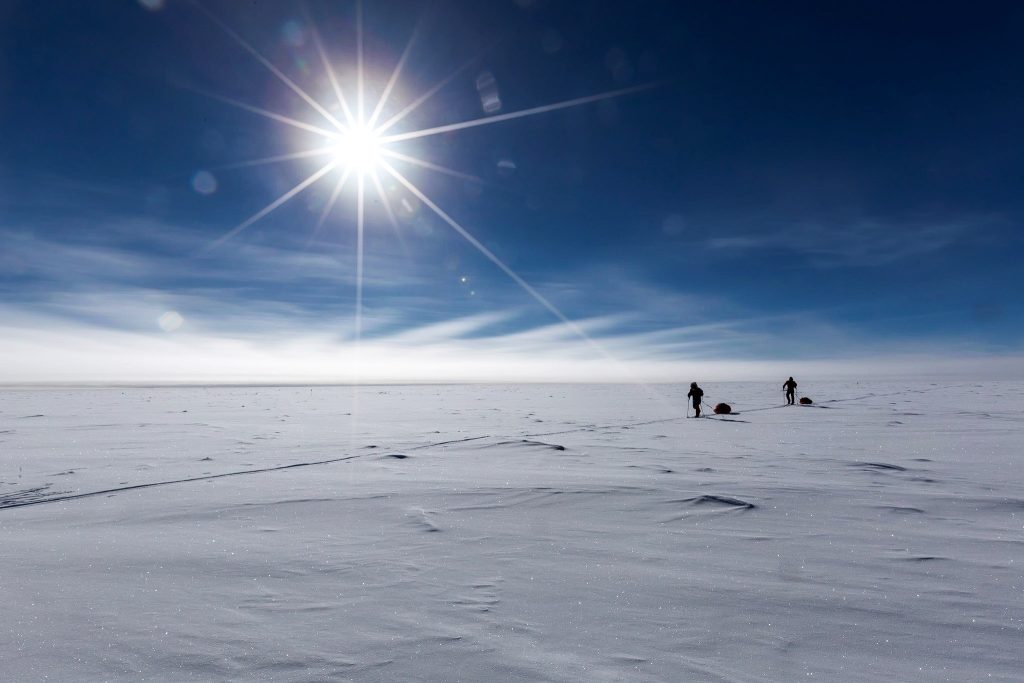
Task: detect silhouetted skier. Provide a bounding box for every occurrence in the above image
[687,382,704,417]
[783,377,797,405]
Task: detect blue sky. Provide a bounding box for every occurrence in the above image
[1,0,1022,382]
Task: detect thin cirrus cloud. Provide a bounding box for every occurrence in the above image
[703,218,976,267]
[2,217,1021,383]
[1,224,419,291]
[2,274,1021,384]
[2,306,1021,384]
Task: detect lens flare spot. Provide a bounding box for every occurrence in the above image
[475,71,502,113]
[661,213,686,236]
[541,28,563,54]
[281,20,306,47]
[158,311,184,332]
[191,170,218,195]
[497,158,517,177]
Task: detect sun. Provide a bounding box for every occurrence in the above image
[193,0,655,346]
[334,124,383,173]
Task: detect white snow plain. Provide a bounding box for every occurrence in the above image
[1,381,1021,681]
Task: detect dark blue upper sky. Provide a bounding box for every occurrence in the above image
[1,0,1022,379]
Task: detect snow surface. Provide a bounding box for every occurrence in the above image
[1,382,1021,681]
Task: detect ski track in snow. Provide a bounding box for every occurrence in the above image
[0,381,1021,681]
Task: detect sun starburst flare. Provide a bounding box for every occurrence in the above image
[192,0,656,356]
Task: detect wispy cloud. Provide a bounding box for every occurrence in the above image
[2,306,1020,384]
[1,225,420,291]
[3,211,1019,383]
[704,218,976,267]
